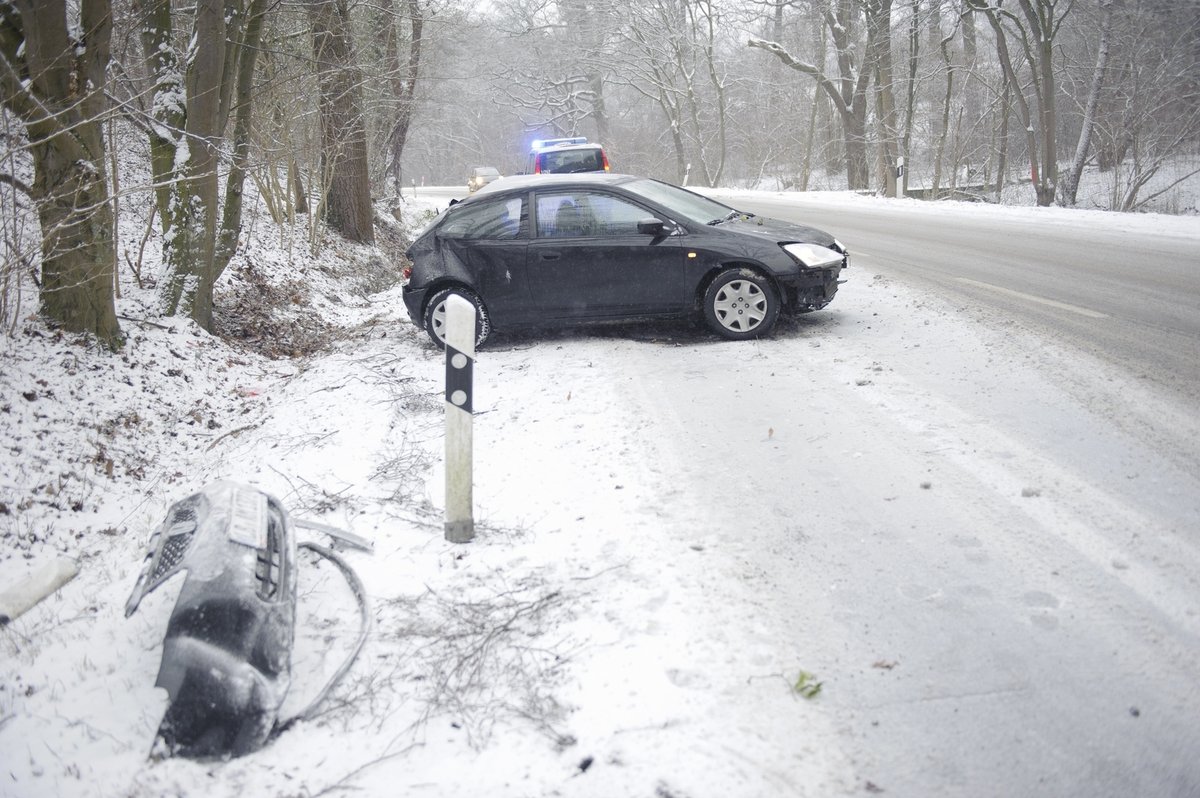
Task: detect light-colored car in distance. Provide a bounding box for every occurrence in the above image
[467,166,501,193]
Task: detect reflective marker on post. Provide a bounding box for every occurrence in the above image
[443,295,475,543]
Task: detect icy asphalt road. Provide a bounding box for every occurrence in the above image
[594,282,1200,796]
[472,273,1200,795]
[646,193,1200,794]
[712,190,1200,429]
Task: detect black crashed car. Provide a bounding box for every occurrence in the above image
[401,173,848,348]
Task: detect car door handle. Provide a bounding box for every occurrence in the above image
[540,252,561,261]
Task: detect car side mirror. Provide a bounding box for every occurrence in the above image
[637,217,667,236]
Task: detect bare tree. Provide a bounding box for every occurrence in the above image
[382,0,426,195]
[930,6,960,197]
[749,0,873,190]
[133,0,270,328]
[967,0,1073,206]
[218,0,271,269]
[308,0,374,244]
[1058,0,1113,206]
[617,0,730,186]
[488,0,617,146]
[1087,0,1200,211]
[0,0,121,347]
[865,0,901,196]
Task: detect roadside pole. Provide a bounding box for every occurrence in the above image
[443,295,475,543]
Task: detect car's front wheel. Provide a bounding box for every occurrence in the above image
[702,269,780,340]
[424,287,492,349]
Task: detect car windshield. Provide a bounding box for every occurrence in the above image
[622,178,739,226]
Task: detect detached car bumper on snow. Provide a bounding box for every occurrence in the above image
[126,481,296,760]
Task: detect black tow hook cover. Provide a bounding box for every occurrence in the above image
[126,481,297,760]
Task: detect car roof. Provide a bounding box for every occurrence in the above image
[535,142,603,152]
[529,137,592,151]
[475,172,637,197]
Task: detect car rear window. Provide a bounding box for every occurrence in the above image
[438,196,526,240]
[538,148,605,174]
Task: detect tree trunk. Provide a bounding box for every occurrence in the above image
[932,25,955,198]
[662,101,688,185]
[216,0,270,277]
[1028,0,1059,206]
[309,0,375,244]
[844,107,871,190]
[748,35,872,190]
[135,0,266,329]
[900,0,921,197]
[384,0,424,195]
[0,0,121,347]
[974,3,1042,204]
[801,19,830,191]
[587,71,611,147]
[699,0,728,187]
[970,0,1070,207]
[1060,0,1114,207]
[132,0,185,230]
[31,131,121,343]
[865,0,899,197]
[157,0,226,327]
[995,79,1011,202]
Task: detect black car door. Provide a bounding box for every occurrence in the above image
[525,190,686,320]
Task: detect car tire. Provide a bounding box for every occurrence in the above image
[424,287,492,349]
[702,268,780,340]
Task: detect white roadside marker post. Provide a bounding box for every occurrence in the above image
[443,294,475,543]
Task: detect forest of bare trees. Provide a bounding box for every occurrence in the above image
[2,0,1198,347]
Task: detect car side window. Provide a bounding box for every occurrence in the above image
[439,196,526,241]
[536,192,653,238]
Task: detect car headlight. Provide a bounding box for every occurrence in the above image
[782,242,844,269]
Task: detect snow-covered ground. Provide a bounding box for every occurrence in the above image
[2,189,1199,797]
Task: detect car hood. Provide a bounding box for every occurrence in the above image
[720,215,838,248]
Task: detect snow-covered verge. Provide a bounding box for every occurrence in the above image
[3,185,1199,797]
[2,189,845,795]
[706,183,1200,241]
[744,157,1200,216]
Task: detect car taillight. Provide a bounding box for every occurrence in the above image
[533,159,542,175]
[602,151,610,171]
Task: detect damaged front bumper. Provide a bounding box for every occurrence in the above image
[126,481,296,760]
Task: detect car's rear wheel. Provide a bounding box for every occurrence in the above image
[702,269,780,340]
[424,287,492,349]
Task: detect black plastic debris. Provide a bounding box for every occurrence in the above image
[126,481,297,760]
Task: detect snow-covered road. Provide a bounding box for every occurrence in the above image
[713,189,1200,419]
[455,236,1200,794]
